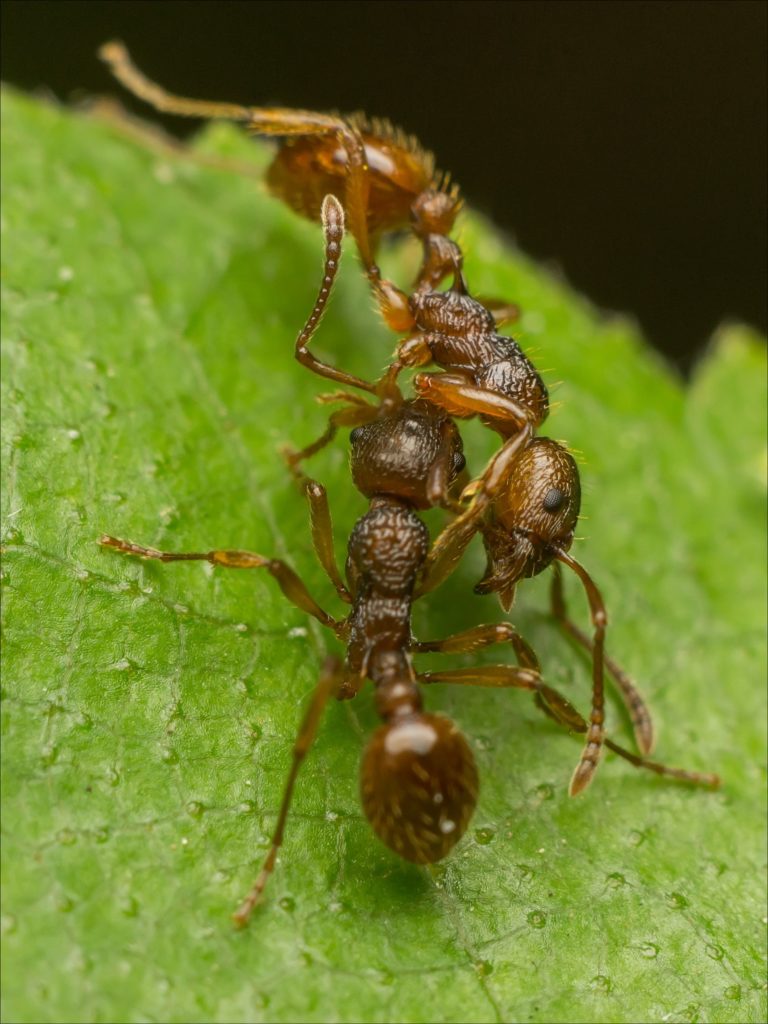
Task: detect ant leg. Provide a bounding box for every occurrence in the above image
[427,418,467,512]
[416,425,533,598]
[100,42,352,141]
[368,334,432,413]
[551,562,655,755]
[551,549,609,795]
[232,655,346,926]
[414,374,530,429]
[281,473,351,605]
[98,535,344,634]
[85,97,267,181]
[418,666,720,790]
[414,622,540,671]
[413,375,538,504]
[415,510,481,598]
[283,398,379,473]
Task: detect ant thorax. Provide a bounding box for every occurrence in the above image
[410,287,497,337]
[405,287,550,433]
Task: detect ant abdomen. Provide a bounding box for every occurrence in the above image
[266,127,434,237]
[360,712,479,864]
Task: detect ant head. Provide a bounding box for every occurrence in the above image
[410,189,461,238]
[350,402,465,509]
[361,710,479,864]
[476,439,580,605]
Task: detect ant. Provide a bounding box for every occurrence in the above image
[100,197,720,925]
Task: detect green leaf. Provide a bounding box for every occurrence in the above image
[2,90,766,1024]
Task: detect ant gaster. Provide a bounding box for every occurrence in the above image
[100,198,719,925]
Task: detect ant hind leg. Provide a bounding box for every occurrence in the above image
[550,562,655,754]
[232,655,347,926]
[417,665,720,791]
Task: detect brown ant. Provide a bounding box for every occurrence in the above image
[100,197,720,925]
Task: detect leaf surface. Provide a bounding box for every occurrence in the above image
[2,91,766,1024]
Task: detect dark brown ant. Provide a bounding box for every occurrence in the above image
[100,197,719,925]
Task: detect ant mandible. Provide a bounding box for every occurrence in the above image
[100,197,720,925]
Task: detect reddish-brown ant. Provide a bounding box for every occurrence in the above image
[100,195,720,925]
[98,42,518,336]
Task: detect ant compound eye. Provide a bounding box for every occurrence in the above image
[542,487,566,513]
[360,713,478,863]
[453,450,466,475]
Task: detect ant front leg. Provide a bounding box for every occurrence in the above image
[417,666,721,792]
[550,562,655,755]
[425,417,468,513]
[98,536,344,635]
[232,655,349,926]
[279,465,352,605]
[413,374,538,512]
[283,393,380,474]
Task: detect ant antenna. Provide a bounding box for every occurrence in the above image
[99,42,254,122]
[296,195,344,350]
[292,194,378,396]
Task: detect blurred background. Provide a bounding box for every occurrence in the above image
[3,0,765,371]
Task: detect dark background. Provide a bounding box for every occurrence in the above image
[3,0,766,371]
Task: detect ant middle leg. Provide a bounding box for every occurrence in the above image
[232,654,349,926]
[417,666,720,792]
[414,622,540,671]
[550,562,655,755]
[98,535,344,635]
